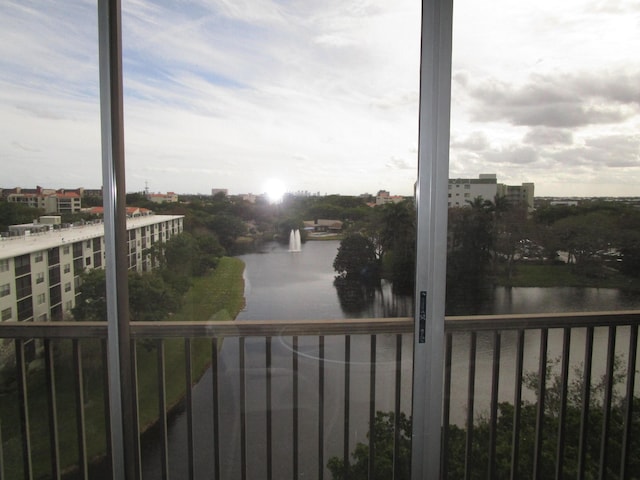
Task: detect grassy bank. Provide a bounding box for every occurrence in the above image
[495,263,640,291]
[136,256,246,430]
[0,257,246,478]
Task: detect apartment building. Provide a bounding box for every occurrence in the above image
[448,174,535,209]
[0,214,184,324]
[7,190,82,214]
[448,174,498,207]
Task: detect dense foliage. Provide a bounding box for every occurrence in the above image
[0,200,42,232]
[328,361,640,479]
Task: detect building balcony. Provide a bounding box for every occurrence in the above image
[1,310,638,479]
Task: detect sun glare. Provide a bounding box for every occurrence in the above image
[264,179,286,203]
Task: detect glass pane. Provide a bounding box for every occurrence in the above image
[445,2,640,478]
[449,0,640,315]
[121,0,420,478]
[0,1,107,478]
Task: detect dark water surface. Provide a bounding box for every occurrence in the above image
[237,240,413,320]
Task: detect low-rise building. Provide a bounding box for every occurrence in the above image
[147,192,179,204]
[303,219,343,233]
[7,188,82,214]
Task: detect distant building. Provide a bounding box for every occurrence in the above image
[0,214,184,324]
[7,188,82,215]
[374,190,406,206]
[147,192,178,204]
[448,174,534,210]
[497,182,535,210]
[211,189,228,197]
[86,206,153,218]
[448,174,498,208]
[238,193,258,204]
[303,219,343,233]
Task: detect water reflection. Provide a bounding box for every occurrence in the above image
[238,240,413,320]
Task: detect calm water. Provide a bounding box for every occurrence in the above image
[238,240,412,320]
[140,241,640,478]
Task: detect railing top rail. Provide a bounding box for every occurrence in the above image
[1,311,639,339]
[444,310,640,332]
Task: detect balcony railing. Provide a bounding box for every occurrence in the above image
[0,311,639,479]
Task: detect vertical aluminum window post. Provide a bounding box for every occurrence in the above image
[98,1,136,478]
[411,0,453,478]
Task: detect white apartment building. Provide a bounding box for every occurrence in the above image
[448,174,535,209]
[448,174,498,207]
[0,214,183,325]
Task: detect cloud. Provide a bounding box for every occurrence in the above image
[451,132,490,151]
[523,127,573,146]
[483,146,540,165]
[386,156,413,170]
[551,134,640,168]
[466,70,640,128]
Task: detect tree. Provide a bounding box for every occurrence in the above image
[72,269,107,321]
[333,234,379,283]
[0,200,43,232]
[327,411,411,480]
[550,211,618,276]
[207,214,247,252]
[72,269,182,322]
[128,271,181,321]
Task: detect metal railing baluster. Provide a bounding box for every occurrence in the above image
[266,337,273,480]
[488,331,501,478]
[101,339,113,480]
[533,328,548,480]
[598,326,616,480]
[319,335,325,480]
[393,334,402,480]
[15,339,33,480]
[510,329,525,480]
[0,416,4,480]
[293,336,299,480]
[130,340,142,479]
[441,333,453,479]
[464,332,477,480]
[211,337,220,479]
[156,339,169,479]
[368,335,376,480]
[184,338,194,480]
[73,339,88,479]
[577,326,595,478]
[555,328,571,480]
[620,323,638,479]
[343,335,351,478]
[44,339,61,479]
[239,337,247,480]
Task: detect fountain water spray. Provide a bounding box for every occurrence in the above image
[288,229,302,252]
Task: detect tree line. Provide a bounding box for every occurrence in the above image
[332,196,640,311]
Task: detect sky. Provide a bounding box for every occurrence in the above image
[0,0,638,198]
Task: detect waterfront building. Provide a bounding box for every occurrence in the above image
[0,214,184,324]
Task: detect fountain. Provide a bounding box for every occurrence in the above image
[288,229,302,252]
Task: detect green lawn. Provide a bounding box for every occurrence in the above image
[0,257,246,478]
[495,263,640,291]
